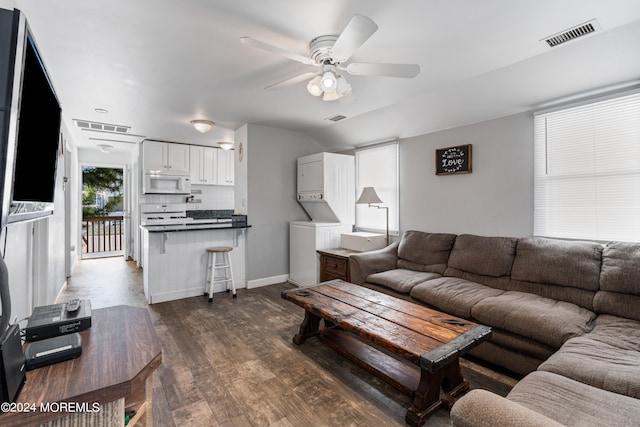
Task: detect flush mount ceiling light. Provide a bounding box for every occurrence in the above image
[218,141,234,150]
[97,144,114,153]
[191,119,214,133]
[94,108,109,114]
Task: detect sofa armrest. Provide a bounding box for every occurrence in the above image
[349,242,399,285]
[451,390,564,427]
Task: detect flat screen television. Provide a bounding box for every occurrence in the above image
[1,8,61,228]
[0,8,61,334]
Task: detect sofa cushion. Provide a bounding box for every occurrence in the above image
[447,234,517,277]
[600,241,640,295]
[507,371,640,427]
[538,336,640,398]
[511,237,602,291]
[451,389,565,427]
[410,277,504,319]
[593,291,640,321]
[396,231,456,274]
[471,291,595,349]
[366,269,440,293]
[588,314,640,352]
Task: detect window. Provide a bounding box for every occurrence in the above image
[534,91,640,241]
[355,141,399,235]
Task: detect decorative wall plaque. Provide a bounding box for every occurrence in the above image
[435,144,472,175]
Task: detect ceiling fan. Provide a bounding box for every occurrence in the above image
[240,14,420,102]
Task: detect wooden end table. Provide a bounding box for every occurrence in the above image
[1,306,161,427]
[282,280,491,427]
[317,248,360,282]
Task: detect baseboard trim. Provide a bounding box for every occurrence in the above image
[247,274,289,289]
[54,280,68,304]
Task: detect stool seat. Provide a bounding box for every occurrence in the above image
[207,247,233,253]
[204,247,236,301]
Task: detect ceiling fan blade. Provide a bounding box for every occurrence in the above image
[330,15,378,63]
[345,62,420,78]
[240,37,317,66]
[264,72,318,90]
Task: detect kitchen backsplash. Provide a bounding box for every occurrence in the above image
[139,185,234,210]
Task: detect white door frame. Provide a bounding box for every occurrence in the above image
[78,162,127,259]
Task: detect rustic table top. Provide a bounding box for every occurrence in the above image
[283,280,491,372]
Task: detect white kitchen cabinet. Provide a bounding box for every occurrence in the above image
[143,140,190,173]
[189,145,217,185]
[216,149,234,186]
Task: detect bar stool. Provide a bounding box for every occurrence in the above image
[204,247,236,302]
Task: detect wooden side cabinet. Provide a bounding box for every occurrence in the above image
[317,248,361,283]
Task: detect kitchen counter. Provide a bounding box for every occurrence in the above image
[140,223,250,232]
[139,224,246,303]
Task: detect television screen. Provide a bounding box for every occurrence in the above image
[1,10,61,225]
[12,33,61,204]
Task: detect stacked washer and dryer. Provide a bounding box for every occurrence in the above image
[289,152,355,286]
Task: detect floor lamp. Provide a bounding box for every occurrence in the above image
[355,187,389,245]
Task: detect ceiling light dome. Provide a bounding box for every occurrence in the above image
[191,119,214,133]
[97,144,114,153]
[218,141,234,150]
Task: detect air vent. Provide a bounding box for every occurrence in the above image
[73,119,131,134]
[326,114,347,122]
[543,19,600,47]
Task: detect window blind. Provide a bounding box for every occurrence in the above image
[534,91,640,241]
[355,141,399,234]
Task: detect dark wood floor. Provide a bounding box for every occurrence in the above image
[60,257,518,426]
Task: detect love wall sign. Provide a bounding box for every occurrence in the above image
[435,144,472,175]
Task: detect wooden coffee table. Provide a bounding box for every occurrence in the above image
[282,280,491,427]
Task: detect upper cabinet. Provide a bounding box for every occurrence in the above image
[143,140,190,173]
[217,149,234,186]
[190,145,217,185]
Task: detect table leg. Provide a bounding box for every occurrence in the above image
[293,310,321,345]
[405,357,468,427]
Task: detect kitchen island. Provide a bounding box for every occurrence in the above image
[140,223,248,304]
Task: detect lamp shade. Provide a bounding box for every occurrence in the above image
[356,187,384,205]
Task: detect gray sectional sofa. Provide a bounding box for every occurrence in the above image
[348,230,640,426]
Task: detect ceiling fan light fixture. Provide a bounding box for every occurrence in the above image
[321,70,337,92]
[191,119,214,133]
[336,75,352,96]
[322,90,340,102]
[306,75,323,96]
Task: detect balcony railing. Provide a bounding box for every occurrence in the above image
[82,216,124,255]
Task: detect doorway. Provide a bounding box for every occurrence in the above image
[81,165,125,259]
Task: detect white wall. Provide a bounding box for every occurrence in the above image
[400,112,534,237]
[3,126,69,323]
[245,124,325,284]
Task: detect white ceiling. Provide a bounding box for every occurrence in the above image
[4,0,640,154]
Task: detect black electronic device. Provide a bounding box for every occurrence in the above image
[0,324,26,403]
[1,8,62,228]
[25,299,91,342]
[24,332,82,370]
